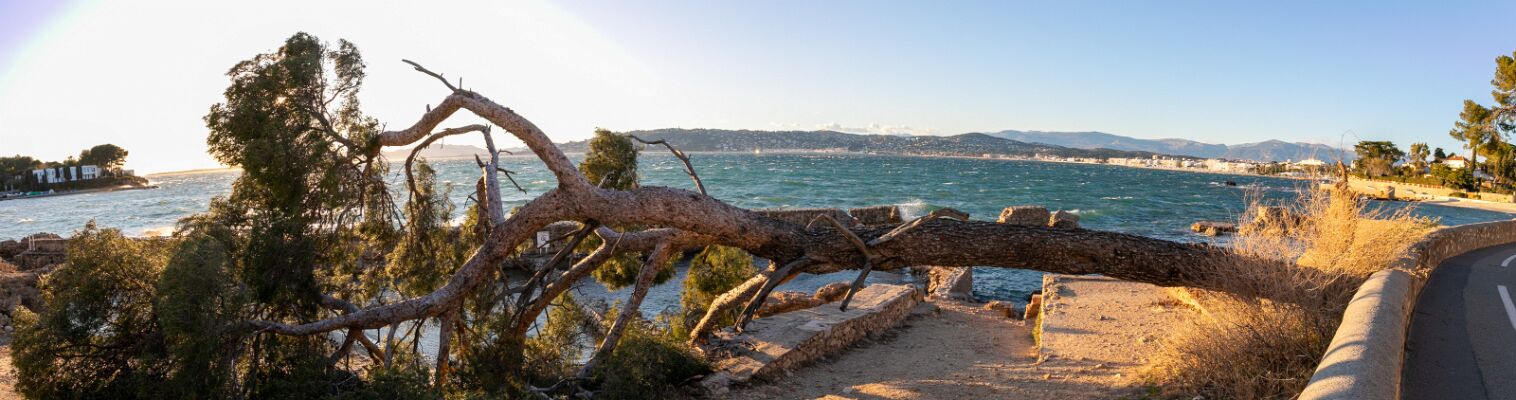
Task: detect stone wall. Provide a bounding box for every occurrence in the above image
[848,205,902,226]
[1301,218,1516,399]
[754,208,859,228]
[1344,176,1516,202]
[700,284,922,393]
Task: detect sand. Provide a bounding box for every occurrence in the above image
[721,300,1145,399]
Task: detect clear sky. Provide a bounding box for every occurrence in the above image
[1,0,1513,173]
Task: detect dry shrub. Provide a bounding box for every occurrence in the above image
[1141,186,1433,399]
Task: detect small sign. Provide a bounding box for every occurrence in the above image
[537,231,550,248]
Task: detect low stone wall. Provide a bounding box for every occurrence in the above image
[1301,219,1516,399]
[700,284,922,393]
[848,205,902,226]
[754,208,859,228]
[1345,176,1515,203]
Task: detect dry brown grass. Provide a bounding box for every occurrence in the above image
[1139,186,1435,399]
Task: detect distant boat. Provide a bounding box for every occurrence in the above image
[754,148,763,155]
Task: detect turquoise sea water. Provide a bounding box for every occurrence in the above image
[2,153,1512,306]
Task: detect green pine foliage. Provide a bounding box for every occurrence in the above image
[13,224,173,399]
[676,245,756,332]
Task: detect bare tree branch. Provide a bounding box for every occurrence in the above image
[578,242,676,378]
[628,134,707,195]
[403,124,489,197]
[496,167,529,194]
[401,59,458,92]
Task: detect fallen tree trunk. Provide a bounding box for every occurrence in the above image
[248,61,1325,367]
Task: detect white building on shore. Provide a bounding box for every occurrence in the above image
[30,165,102,184]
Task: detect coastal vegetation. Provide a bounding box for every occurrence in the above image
[1348,50,1516,196]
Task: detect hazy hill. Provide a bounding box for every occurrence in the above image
[987,130,1351,162]
[556,128,1190,160]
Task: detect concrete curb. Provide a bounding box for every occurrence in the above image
[1301,219,1516,399]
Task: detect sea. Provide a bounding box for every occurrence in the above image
[1,153,1510,350]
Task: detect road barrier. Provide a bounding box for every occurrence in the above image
[1301,219,1516,399]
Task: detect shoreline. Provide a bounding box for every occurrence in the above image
[1389,197,1516,215]
[0,184,157,203]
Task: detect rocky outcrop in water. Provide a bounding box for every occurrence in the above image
[1049,210,1080,230]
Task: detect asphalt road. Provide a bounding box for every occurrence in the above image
[1404,245,1516,399]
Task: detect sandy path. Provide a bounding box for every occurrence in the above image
[723,301,1142,400]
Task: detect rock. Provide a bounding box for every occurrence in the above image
[1253,206,1301,227]
[848,205,902,226]
[1024,294,1044,321]
[1190,221,1237,236]
[814,282,851,302]
[0,240,22,260]
[983,300,1017,318]
[920,266,973,301]
[997,205,1049,226]
[756,291,825,317]
[1048,210,1080,229]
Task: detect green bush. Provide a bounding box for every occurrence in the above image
[591,319,710,400]
[676,245,755,333]
[1450,191,1468,198]
[13,223,172,400]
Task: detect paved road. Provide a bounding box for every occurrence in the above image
[1404,245,1516,399]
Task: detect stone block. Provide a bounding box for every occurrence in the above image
[983,300,1017,318]
[848,205,903,226]
[755,208,858,228]
[997,205,1049,226]
[814,282,850,302]
[1049,210,1080,229]
[699,284,919,392]
[920,266,973,301]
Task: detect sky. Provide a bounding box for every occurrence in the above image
[1,0,1513,173]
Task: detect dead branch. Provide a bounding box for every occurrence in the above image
[577,242,676,378]
[403,124,489,197]
[496,167,529,194]
[734,258,812,331]
[807,214,887,311]
[402,59,458,92]
[628,134,707,195]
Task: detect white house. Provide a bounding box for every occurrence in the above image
[31,165,103,184]
[1443,155,1470,169]
[1295,158,1327,168]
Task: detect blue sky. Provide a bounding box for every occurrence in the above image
[1,0,1513,172]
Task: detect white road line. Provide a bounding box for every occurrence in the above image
[1503,254,1516,268]
[1500,285,1516,333]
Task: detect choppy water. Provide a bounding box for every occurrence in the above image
[2,153,1511,307]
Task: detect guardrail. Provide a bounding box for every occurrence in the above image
[1300,219,1516,399]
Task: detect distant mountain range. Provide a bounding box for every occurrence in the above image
[556,128,1191,160]
[985,130,1352,163]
